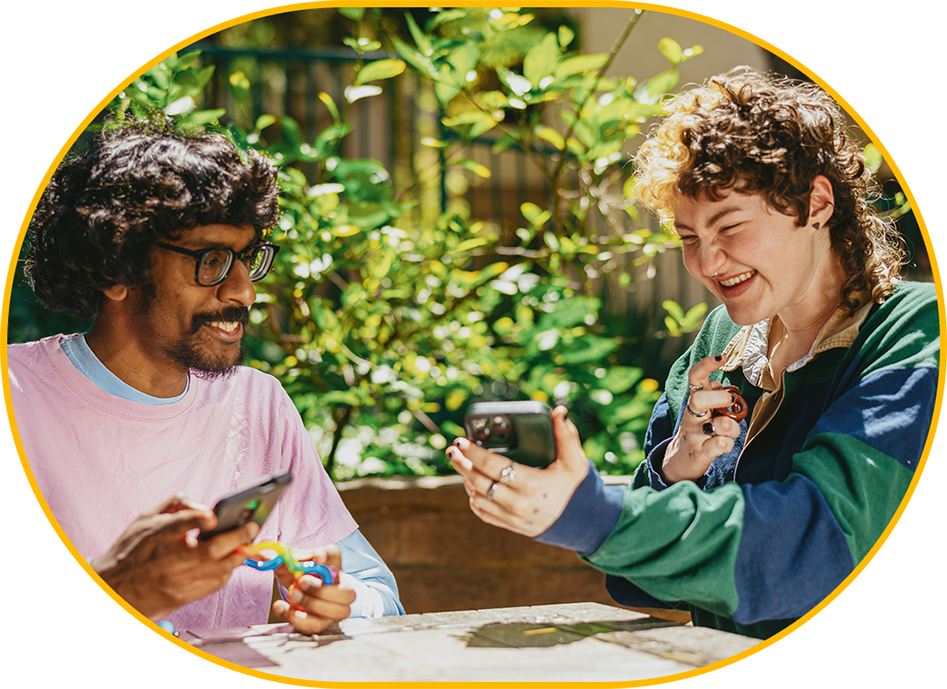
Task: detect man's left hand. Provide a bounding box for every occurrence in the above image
[271,544,356,634]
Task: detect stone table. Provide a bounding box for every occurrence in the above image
[179,602,761,682]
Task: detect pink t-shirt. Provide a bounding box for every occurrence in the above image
[8,334,357,630]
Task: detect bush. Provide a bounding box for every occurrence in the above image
[13,8,710,479]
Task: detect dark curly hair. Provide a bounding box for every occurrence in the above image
[634,67,904,313]
[25,121,280,320]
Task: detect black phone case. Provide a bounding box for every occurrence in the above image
[199,470,292,540]
[463,400,556,468]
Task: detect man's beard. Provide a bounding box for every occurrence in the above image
[137,283,250,379]
[166,305,250,379]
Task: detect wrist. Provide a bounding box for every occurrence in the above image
[661,453,704,485]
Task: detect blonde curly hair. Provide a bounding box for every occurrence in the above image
[634,67,903,313]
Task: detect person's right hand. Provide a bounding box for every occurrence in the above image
[90,493,258,621]
[661,354,743,484]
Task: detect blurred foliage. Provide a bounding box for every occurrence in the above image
[11,7,713,480]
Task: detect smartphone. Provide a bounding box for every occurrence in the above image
[463,400,556,468]
[199,470,292,540]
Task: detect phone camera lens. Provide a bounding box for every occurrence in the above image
[472,417,491,441]
[492,416,511,438]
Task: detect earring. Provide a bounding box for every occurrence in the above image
[813,222,821,230]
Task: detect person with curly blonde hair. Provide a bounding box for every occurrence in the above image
[450,68,938,639]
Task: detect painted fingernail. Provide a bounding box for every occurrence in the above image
[715,355,723,362]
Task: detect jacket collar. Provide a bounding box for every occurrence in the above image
[719,292,874,389]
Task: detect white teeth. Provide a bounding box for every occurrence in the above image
[209,321,239,333]
[720,271,754,287]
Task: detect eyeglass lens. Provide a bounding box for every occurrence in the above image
[197,246,272,285]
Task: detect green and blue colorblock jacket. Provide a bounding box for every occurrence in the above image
[536,281,940,639]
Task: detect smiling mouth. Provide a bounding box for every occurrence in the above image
[719,271,755,288]
[208,321,241,333]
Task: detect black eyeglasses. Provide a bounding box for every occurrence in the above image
[155,241,280,286]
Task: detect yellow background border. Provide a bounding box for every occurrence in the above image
[0,0,947,689]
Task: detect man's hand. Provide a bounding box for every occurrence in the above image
[90,493,258,620]
[271,544,357,634]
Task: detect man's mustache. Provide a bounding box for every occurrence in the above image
[190,306,250,333]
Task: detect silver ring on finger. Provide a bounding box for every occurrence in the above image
[702,422,716,437]
[486,481,500,500]
[686,402,708,418]
[688,383,704,393]
[498,460,516,485]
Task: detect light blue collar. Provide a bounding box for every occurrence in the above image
[60,334,188,405]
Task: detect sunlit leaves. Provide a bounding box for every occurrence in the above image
[355,59,406,85]
[229,71,250,102]
[102,11,718,481]
[864,143,883,174]
[662,300,708,337]
[523,33,560,89]
[658,37,703,66]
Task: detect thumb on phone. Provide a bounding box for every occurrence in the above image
[551,405,590,477]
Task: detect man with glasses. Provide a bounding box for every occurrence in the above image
[8,122,404,633]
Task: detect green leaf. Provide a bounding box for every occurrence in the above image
[318,92,340,123]
[454,237,492,253]
[864,143,883,174]
[435,80,462,104]
[178,109,226,127]
[145,63,171,91]
[523,33,560,89]
[558,25,576,50]
[443,111,490,126]
[535,297,601,331]
[597,367,644,394]
[405,12,432,57]
[255,114,276,131]
[682,45,705,62]
[318,390,364,406]
[372,251,394,279]
[456,159,492,178]
[229,70,250,102]
[338,7,366,21]
[391,36,438,81]
[521,202,550,227]
[167,51,201,72]
[355,59,406,85]
[428,8,469,30]
[559,335,619,364]
[447,42,480,83]
[554,54,608,80]
[536,126,565,150]
[491,133,517,155]
[662,299,685,322]
[169,65,215,102]
[636,69,680,103]
[681,303,708,329]
[658,38,683,65]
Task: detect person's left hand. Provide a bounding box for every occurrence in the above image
[448,405,588,537]
[270,544,356,634]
